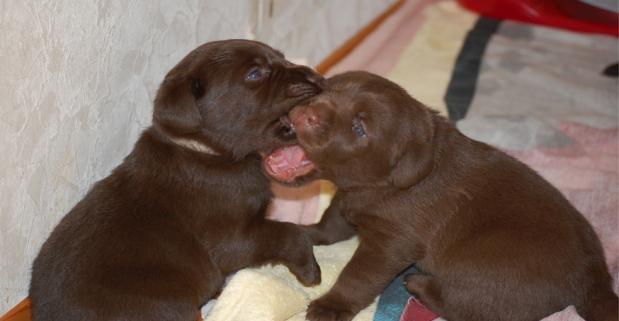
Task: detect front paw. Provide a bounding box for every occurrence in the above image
[284,231,322,286]
[289,252,321,286]
[306,298,356,321]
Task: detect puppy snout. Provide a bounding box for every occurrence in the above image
[296,66,325,88]
[285,66,325,97]
[304,109,320,127]
[290,106,321,131]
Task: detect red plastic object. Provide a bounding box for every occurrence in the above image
[458,0,619,37]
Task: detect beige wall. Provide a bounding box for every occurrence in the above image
[0,0,395,311]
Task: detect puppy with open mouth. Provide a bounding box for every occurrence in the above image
[267,71,618,321]
[29,40,325,321]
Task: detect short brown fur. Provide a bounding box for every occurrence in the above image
[29,40,324,321]
[292,71,618,321]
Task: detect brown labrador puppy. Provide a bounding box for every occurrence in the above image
[29,40,324,321]
[282,71,617,321]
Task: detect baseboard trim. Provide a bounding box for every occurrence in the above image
[0,298,30,321]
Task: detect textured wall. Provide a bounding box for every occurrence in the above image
[0,0,394,311]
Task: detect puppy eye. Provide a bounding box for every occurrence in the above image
[352,118,367,138]
[246,67,264,81]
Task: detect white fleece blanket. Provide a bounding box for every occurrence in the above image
[202,180,377,321]
[203,237,379,321]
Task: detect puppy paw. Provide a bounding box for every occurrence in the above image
[290,254,321,286]
[306,298,355,321]
[285,232,322,286]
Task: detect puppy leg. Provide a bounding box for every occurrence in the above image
[302,195,356,245]
[306,237,418,321]
[198,254,226,305]
[404,274,445,316]
[249,220,321,286]
[101,260,223,321]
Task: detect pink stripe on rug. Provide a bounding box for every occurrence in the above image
[399,298,440,321]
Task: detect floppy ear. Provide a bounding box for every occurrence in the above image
[153,77,204,135]
[390,140,434,189]
[389,107,435,189]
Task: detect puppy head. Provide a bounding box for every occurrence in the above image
[286,71,435,189]
[153,39,324,161]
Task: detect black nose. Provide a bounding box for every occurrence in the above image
[289,65,326,90]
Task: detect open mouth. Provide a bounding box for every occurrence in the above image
[264,116,315,182]
[274,115,296,141]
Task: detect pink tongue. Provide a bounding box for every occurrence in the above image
[264,145,315,182]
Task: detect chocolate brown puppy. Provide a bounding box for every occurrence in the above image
[284,71,617,321]
[29,40,324,321]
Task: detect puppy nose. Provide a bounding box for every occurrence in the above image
[291,106,321,130]
[307,73,326,89]
[304,108,319,127]
[290,65,325,88]
[303,69,325,88]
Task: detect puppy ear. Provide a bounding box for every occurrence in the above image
[153,77,204,135]
[390,141,434,189]
[389,109,435,189]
